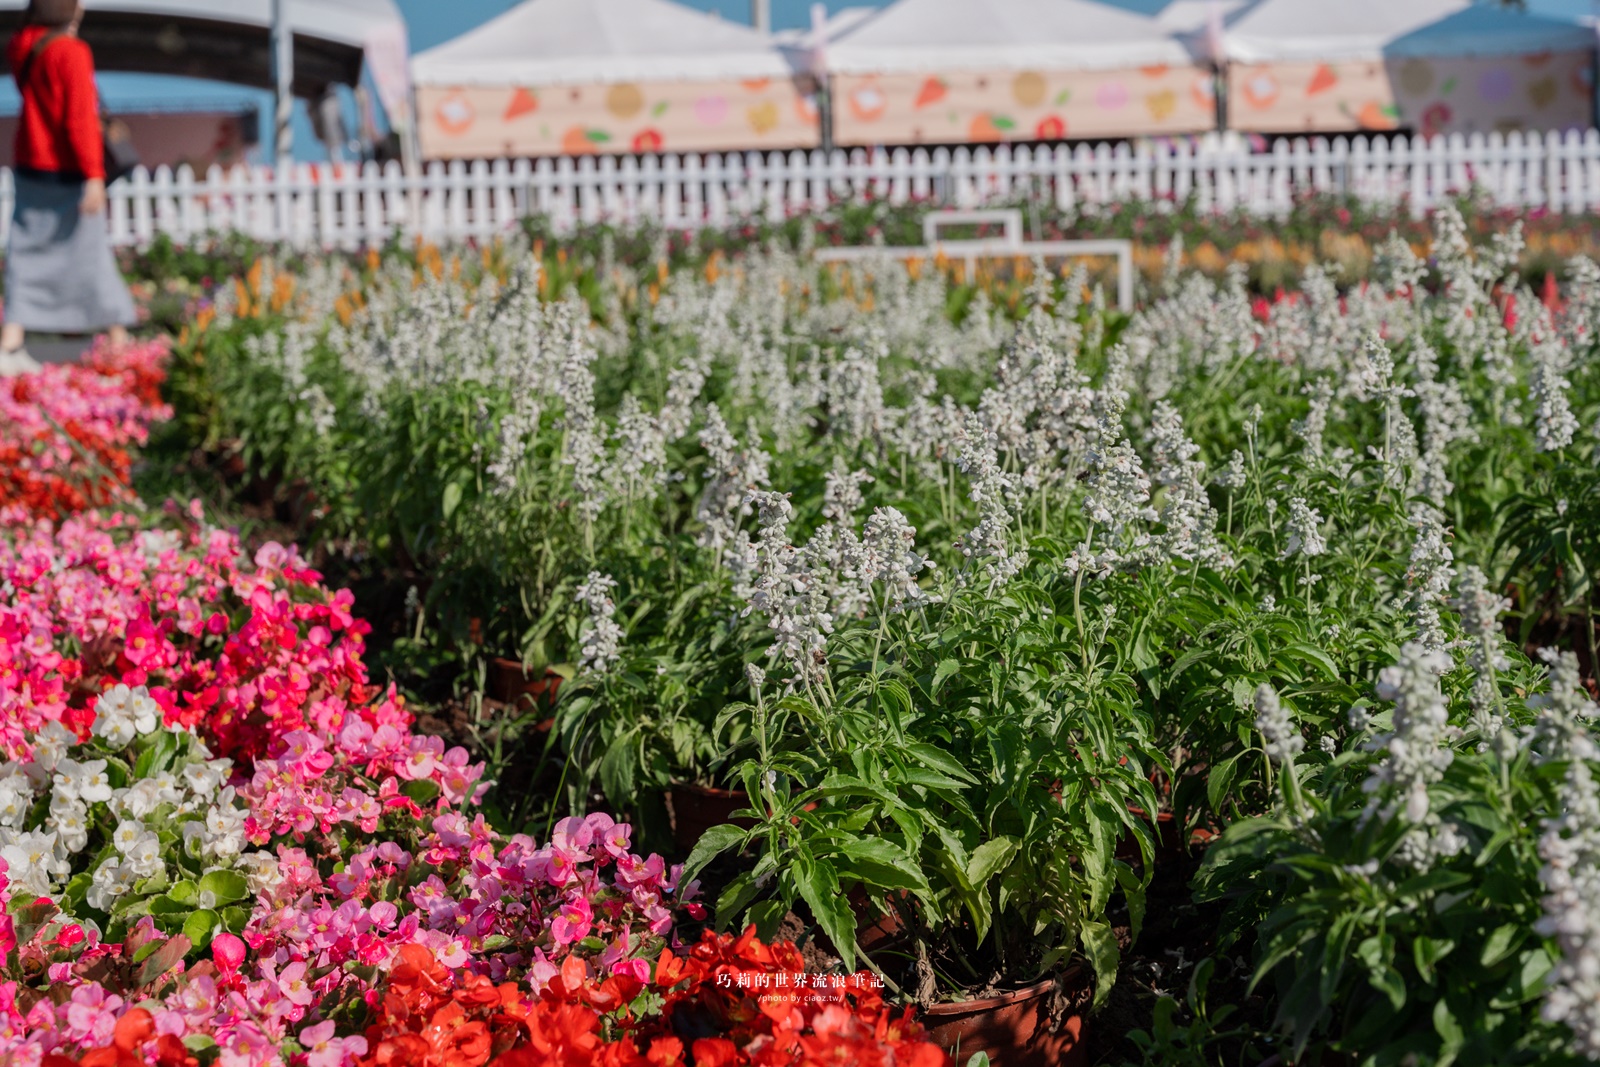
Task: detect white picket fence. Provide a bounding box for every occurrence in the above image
[8,128,1600,250]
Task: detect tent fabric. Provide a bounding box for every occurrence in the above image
[0,0,406,50]
[832,66,1217,146]
[412,0,796,88]
[824,0,1196,75]
[1227,51,1594,135]
[417,78,819,159]
[1222,0,1598,64]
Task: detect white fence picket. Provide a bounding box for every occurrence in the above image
[6,131,1600,251]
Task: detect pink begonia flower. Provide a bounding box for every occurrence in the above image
[211,933,247,975]
[398,735,444,780]
[551,815,596,852]
[550,895,593,946]
[611,957,652,983]
[600,820,632,858]
[300,1019,368,1067]
[275,961,314,1006]
[254,543,288,572]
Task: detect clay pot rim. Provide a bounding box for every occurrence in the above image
[921,965,1086,1016]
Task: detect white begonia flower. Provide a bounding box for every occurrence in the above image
[72,760,114,805]
[0,770,34,828]
[182,759,230,799]
[50,757,84,804]
[238,850,283,894]
[0,829,67,896]
[126,833,164,879]
[86,860,138,912]
[92,684,162,749]
[28,721,77,773]
[152,772,184,805]
[47,800,90,855]
[112,820,145,854]
[120,778,165,819]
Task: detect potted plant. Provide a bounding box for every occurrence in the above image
[685,489,1166,1066]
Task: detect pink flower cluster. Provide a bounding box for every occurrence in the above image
[0,429,695,1065]
[244,809,702,1009]
[0,339,170,519]
[0,506,401,767]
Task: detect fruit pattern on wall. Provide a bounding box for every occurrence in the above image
[832,65,1217,147]
[1227,50,1593,137]
[418,76,821,160]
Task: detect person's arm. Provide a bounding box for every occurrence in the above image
[57,41,106,211]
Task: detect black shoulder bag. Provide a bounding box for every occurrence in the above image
[17,31,140,184]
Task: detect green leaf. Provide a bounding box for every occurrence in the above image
[1433,998,1464,1063]
[441,480,463,521]
[682,824,751,888]
[793,855,857,972]
[966,836,1020,888]
[651,101,669,117]
[1480,924,1521,968]
[147,895,189,917]
[400,778,439,804]
[599,735,637,805]
[183,910,218,950]
[133,730,179,779]
[166,880,198,906]
[1369,965,1407,1011]
[1081,920,1120,1007]
[1207,754,1241,811]
[930,659,963,694]
[836,837,929,892]
[198,871,248,906]
[136,935,192,985]
[991,115,1016,131]
[903,742,978,784]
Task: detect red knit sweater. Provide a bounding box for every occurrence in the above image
[8,25,103,180]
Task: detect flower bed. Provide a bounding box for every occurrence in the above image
[157,202,1600,1066]
[0,349,946,1067]
[0,339,169,519]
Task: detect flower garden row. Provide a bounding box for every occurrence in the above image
[159,203,1600,1067]
[0,347,946,1065]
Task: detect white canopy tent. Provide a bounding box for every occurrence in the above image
[826,0,1195,75]
[1224,0,1596,63]
[0,0,404,91]
[823,0,1218,145]
[1220,0,1597,134]
[413,0,818,159]
[413,0,794,87]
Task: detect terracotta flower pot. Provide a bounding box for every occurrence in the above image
[920,969,1090,1067]
[1116,806,1216,867]
[849,886,906,952]
[667,783,755,851]
[487,657,562,710]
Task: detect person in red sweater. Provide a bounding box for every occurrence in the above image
[1,0,134,374]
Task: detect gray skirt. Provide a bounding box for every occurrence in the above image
[5,172,135,332]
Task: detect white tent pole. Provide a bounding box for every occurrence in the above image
[271,0,294,168]
[751,0,771,34]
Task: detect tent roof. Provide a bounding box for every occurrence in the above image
[1223,0,1597,63]
[413,0,795,87]
[773,6,877,48]
[0,0,403,89]
[825,0,1194,75]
